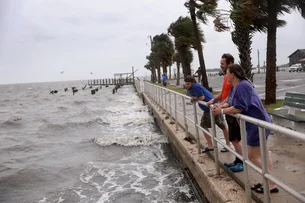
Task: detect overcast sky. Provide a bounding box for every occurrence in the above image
[0,0,304,84]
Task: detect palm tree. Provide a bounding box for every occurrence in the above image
[168,16,200,79]
[151,34,175,76]
[265,0,305,104]
[185,0,219,89]
[146,51,161,83]
[213,0,264,78]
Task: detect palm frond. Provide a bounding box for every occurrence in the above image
[213,14,230,32]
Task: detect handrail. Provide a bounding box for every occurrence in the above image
[138,81,305,203]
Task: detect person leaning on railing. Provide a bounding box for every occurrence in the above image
[206,53,243,172]
[184,76,230,153]
[212,64,279,194]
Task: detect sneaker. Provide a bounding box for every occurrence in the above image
[229,163,244,172]
[224,161,236,168]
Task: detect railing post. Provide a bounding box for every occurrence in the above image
[193,103,201,154]
[210,107,220,175]
[259,127,271,203]
[169,91,173,123]
[174,94,178,131]
[240,120,252,203]
[163,89,167,114]
[182,97,189,137]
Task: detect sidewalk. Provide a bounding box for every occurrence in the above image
[150,92,305,203]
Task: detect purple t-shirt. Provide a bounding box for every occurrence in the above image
[228,80,271,146]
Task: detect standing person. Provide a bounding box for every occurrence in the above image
[213,64,278,193]
[206,53,243,172]
[162,73,167,87]
[184,76,230,153]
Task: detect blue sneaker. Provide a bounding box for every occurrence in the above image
[224,161,236,167]
[229,163,244,172]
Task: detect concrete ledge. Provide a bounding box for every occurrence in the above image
[143,93,252,203]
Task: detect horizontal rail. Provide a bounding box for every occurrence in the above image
[140,81,305,203]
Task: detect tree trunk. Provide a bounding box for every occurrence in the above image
[176,62,180,86]
[152,67,157,83]
[189,0,209,89]
[232,24,252,78]
[179,48,191,77]
[157,63,161,83]
[162,61,168,74]
[265,0,277,104]
[179,47,191,78]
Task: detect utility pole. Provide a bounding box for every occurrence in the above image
[257,49,260,73]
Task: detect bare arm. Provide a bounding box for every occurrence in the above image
[213,92,222,102]
[214,106,242,115]
[206,92,222,106]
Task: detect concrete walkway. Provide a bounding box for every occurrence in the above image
[147,91,305,203]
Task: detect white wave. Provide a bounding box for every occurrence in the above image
[94,133,168,147]
[38,197,51,203]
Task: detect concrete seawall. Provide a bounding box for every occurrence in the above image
[139,91,251,203]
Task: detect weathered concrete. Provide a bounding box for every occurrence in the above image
[143,93,252,203]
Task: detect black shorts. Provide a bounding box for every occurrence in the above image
[225,115,241,142]
[200,112,227,130]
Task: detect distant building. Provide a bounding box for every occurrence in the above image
[288,49,305,66]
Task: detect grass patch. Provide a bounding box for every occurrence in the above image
[263,100,285,112]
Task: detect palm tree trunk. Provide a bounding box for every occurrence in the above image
[157,63,161,83]
[232,24,253,78]
[162,61,168,74]
[189,0,209,89]
[179,48,191,77]
[265,0,277,104]
[152,67,157,83]
[176,62,180,86]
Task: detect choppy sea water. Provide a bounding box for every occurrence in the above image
[0,81,199,203]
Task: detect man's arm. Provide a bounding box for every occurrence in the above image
[206,92,222,106]
[191,95,205,102]
[213,92,222,102]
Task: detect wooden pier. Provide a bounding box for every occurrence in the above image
[87,69,136,86]
[87,78,133,86]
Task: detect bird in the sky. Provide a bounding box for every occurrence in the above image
[90,72,93,74]
[60,71,64,74]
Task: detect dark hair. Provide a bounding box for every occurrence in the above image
[221,53,234,65]
[184,75,196,83]
[227,64,247,80]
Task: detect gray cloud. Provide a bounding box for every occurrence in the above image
[0,0,304,84]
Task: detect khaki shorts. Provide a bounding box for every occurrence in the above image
[200,112,227,130]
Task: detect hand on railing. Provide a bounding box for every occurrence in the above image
[212,105,222,116]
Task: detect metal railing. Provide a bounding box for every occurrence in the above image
[138,81,305,203]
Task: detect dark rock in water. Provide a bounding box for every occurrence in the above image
[89,86,93,89]
[72,89,78,95]
[91,90,96,95]
[50,90,58,94]
[106,85,109,88]
[112,89,115,94]
[64,88,68,92]
[95,87,98,92]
